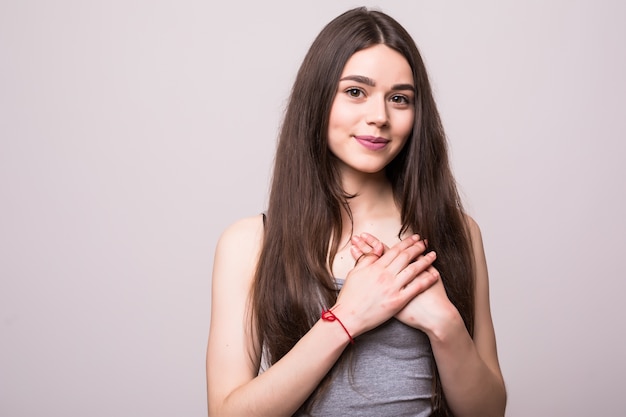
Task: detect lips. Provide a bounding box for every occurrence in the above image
[354,135,390,151]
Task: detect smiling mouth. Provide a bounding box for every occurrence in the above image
[355,135,390,143]
[354,135,390,150]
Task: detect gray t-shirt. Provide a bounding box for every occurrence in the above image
[295,279,434,417]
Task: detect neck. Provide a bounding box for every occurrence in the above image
[339,171,401,241]
[341,167,391,206]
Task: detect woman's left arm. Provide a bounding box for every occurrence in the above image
[423,217,506,417]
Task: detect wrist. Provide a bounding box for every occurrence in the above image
[321,308,354,344]
[324,303,364,339]
[424,304,465,344]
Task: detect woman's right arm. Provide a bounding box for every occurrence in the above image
[206,215,352,417]
[206,215,437,417]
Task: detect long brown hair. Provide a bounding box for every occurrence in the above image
[252,7,474,415]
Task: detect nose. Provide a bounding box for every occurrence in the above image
[365,96,389,128]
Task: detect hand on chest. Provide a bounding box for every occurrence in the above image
[330,225,406,279]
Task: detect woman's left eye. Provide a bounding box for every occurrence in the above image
[390,95,410,104]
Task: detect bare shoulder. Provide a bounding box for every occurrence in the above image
[212,214,265,293]
[216,214,265,246]
[463,214,483,243]
[462,214,491,303]
[215,215,265,263]
[463,214,487,262]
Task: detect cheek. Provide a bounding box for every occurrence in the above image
[393,113,415,138]
[393,116,414,154]
[328,102,355,131]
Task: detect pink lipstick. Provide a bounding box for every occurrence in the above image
[354,135,390,151]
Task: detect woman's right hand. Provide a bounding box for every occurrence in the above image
[330,233,438,339]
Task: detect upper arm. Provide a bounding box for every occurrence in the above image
[466,216,505,382]
[206,215,265,408]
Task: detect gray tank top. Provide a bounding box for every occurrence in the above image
[295,279,434,416]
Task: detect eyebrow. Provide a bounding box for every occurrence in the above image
[339,75,415,92]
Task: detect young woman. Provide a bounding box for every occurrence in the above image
[206,7,506,417]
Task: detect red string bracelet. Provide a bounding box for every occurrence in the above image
[321,308,354,344]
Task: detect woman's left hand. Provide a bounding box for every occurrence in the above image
[351,232,459,334]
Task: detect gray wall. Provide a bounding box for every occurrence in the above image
[1,1,625,416]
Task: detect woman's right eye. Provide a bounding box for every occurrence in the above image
[345,88,364,98]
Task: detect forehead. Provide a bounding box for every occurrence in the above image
[340,44,413,84]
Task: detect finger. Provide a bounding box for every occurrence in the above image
[394,252,437,288]
[376,234,419,266]
[353,252,381,267]
[355,232,388,255]
[380,236,426,271]
[351,233,388,267]
[401,263,440,297]
[349,244,364,261]
[350,235,384,261]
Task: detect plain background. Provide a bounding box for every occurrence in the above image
[1,0,625,416]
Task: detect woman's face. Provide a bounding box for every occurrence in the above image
[327,44,415,177]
